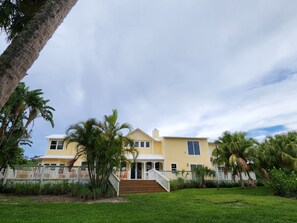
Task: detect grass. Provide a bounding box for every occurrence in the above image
[0,187,296,223]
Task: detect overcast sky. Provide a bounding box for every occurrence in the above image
[1,0,297,157]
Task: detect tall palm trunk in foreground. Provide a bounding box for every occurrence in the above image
[0,0,78,110]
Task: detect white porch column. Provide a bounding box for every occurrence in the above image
[144,161,147,179]
[153,162,156,169]
[127,163,131,180]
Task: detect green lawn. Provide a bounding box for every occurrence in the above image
[0,187,296,223]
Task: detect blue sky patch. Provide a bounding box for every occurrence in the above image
[247,125,287,138]
[261,69,296,86]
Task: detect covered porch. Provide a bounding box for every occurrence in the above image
[116,154,164,180]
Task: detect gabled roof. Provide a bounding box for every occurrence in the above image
[126,128,156,140]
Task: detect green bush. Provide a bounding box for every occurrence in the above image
[204,180,218,188]
[184,180,198,189]
[0,181,115,199]
[14,182,40,195]
[170,179,198,191]
[170,178,187,191]
[0,181,14,193]
[170,179,259,191]
[41,181,70,195]
[269,168,297,197]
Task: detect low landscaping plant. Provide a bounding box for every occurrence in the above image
[0,181,116,199]
[14,182,40,195]
[40,181,70,195]
[269,168,297,197]
[170,178,263,191]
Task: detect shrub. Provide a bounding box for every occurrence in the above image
[269,168,297,197]
[170,180,180,191]
[0,181,115,199]
[0,181,14,193]
[170,179,259,191]
[170,178,187,191]
[40,181,70,195]
[184,180,198,189]
[14,182,40,195]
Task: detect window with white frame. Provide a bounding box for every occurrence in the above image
[133,141,150,148]
[50,140,64,150]
[171,164,177,173]
[187,141,200,155]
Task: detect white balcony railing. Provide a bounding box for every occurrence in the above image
[148,169,170,192]
[0,165,120,196]
[108,172,120,196]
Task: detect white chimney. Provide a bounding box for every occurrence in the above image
[152,129,159,138]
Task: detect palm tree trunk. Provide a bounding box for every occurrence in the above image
[238,172,245,188]
[246,171,256,188]
[0,0,78,110]
[202,176,206,188]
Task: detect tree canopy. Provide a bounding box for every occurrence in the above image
[0,82,54,171]
[255,132,297,172]
[65,109,138,197]
[0,0,77,110]
[0,0,46,41]
[212,131,257,187]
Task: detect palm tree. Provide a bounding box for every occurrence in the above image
[0,82,54,171]
[0,0,47,41]
[212,131,257,188]
[65,119,102,191]
[65,109,138,197]
[0,0,77,110]
[98,109,138,162]
[193,165,216,187]
[256,132,297,173]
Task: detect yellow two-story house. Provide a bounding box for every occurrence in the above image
[37,128,215,180]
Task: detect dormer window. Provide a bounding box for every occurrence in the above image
[134,141,139,147]
[50,140,64,150]
[133,141,150,148]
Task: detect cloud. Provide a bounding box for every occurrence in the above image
[1,0,297,157]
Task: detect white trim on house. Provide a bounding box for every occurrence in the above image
[125,154,164,161]
[35,155,75,160]
[46,134,67,139]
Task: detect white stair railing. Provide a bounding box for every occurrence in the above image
[108,172,120,196]
[148,169,170,192]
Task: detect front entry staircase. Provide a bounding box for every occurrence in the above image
[119,180,166,195]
